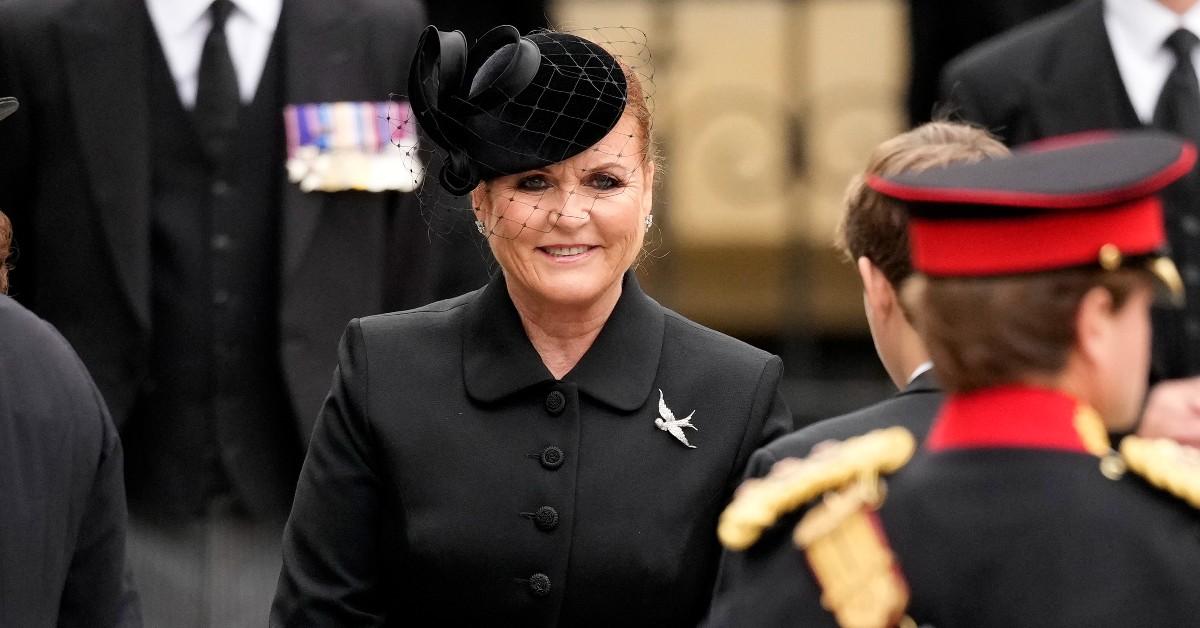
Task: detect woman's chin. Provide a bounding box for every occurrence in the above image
[523,273,621,309]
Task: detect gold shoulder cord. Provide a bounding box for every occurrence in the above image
[1120,436,1200,508]
[717,427,917,628]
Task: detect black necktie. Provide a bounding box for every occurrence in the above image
[193,0,239,160]
[1154,28,1200,143]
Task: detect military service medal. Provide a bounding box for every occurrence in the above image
[284,100,424,193]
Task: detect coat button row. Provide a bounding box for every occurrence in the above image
[539,446,564,470]
[528,573,552,597]
[545,390,566,415]
[533,506,559,531]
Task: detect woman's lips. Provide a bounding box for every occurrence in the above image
[538,245,596,261]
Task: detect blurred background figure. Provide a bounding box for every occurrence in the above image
[940,0,1200,446]
[0,1,485,626]
[0,96,140,628]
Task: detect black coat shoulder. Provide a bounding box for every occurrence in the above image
[942,0,1091,85]
[0,295,138,627]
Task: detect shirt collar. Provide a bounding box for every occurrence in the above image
[462,272,665,411]
[906,361,933,386]
[144,0,281,35]
[903,365,938,394]
[236,0,283,30]
[144,0,211,36]
[1105,0,1200,59]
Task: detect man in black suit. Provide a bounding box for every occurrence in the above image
[0,96,139,627]
[703,121,1008,626]
[0,1,486,626]
[940,0,1200,446]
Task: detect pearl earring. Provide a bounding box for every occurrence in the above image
[644,214,654,232]
[475,220,486,235]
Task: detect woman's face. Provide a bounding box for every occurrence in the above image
[473,113,654,310]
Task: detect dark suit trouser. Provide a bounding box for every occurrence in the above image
[128,499,284,628]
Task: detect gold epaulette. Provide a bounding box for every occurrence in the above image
[717,426,917,551]
[718,427,917,628]
[1120,436,1200,509]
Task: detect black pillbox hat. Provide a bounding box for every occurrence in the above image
[409,25,629,196]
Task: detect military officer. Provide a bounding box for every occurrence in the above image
[705,130,1200,627]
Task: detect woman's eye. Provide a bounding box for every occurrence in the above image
[586,173,623,191]
[516,175,550,192]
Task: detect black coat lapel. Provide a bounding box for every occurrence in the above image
[1030,0,1141,137]
[59,0,152,327]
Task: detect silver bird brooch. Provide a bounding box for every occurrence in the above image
[655,389,698,449]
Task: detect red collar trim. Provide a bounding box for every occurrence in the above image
[926,386,1090,453]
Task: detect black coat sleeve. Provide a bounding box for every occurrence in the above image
[272,320,388,626]
[56,380,141,628]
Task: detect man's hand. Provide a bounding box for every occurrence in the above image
[1139,376,1200,447]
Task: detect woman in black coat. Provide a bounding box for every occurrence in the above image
[271,26,793,627]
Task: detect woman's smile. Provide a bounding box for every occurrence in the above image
[538,244,598,262]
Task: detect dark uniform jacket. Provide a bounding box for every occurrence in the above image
[704,370,941,626]
[0,295,140,627]
[702,386,1200,627]
[271,273,793,627]
[938,0,1200,377]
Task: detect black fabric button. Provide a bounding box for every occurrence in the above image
[534,506,559,531]
[528,573,551,597]
[545,390,566,415]
[539,446,565,470]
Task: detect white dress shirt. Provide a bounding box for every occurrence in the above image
[144,0,282,109]
[1105,0,1200,123]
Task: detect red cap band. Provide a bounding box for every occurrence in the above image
[910,196,1165,276]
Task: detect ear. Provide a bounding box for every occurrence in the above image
[1074,285,1116,366]
[640,159,656,220]
[857,256,897,322]
[470,184,488,223]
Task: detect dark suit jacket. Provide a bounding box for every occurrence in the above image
[743,370,941,479]
[271,273,794,627]
[0,295,139,627]
[0,0,488,510]
[907,0,1072,125]
[703,371,941,627]
[938,0,1139,145]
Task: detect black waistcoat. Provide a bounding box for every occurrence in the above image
[124,17,301,519]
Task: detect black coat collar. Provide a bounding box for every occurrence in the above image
[462,272,664,410]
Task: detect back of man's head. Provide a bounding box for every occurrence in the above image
[838,121,1009,305]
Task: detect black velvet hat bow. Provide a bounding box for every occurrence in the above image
[409,25,629,196]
